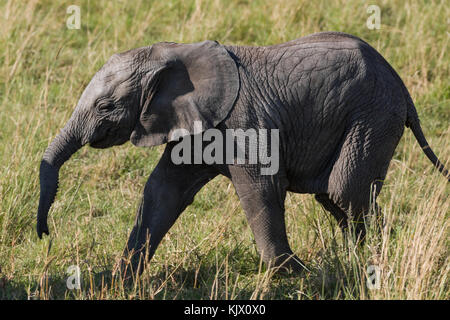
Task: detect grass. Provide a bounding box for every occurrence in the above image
[0,0,448,300]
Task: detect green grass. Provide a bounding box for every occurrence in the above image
[0,0,449,299]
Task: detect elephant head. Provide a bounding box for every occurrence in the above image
[37,40,239,238]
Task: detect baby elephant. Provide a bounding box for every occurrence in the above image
[37,32,449,278]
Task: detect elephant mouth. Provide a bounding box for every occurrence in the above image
[89,126,130,149]
[89,127,114,149]
[90,139,110,149]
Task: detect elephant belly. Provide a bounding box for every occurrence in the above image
[284,124,347,194]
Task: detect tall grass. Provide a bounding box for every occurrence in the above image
[0,0,448,299]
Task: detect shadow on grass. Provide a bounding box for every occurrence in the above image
[0,262,360,300]
[0,278,29,299]
[145,262,302,300]
[0,241,366,299]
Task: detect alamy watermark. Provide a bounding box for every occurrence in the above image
[66,265,81,290]
[169,121,280,175]
[366,5,381,30]
[66,5,81,29]
[184,303,266,317]
[366,265,381,290]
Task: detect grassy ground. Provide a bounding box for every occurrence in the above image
[0,0,448,300]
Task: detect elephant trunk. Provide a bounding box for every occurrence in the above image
[37,121,83,238]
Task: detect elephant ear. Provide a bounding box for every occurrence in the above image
[130,40,239,147]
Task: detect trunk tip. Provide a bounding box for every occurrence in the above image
[37,222,49,239]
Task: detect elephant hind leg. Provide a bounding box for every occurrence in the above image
[326,121,402,241]
[315,194,348,231]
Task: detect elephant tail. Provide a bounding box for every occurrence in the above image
[405,99,450,182]
[372,45,448,181]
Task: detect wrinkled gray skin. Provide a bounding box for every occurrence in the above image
[37,32,449,278]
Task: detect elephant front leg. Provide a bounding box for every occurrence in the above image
[230,166,306,274]
[118,145,218,281]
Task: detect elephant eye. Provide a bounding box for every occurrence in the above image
[99,102,115,111]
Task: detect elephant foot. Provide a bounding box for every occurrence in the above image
[114,252,146,286]
[267,254,307,276]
